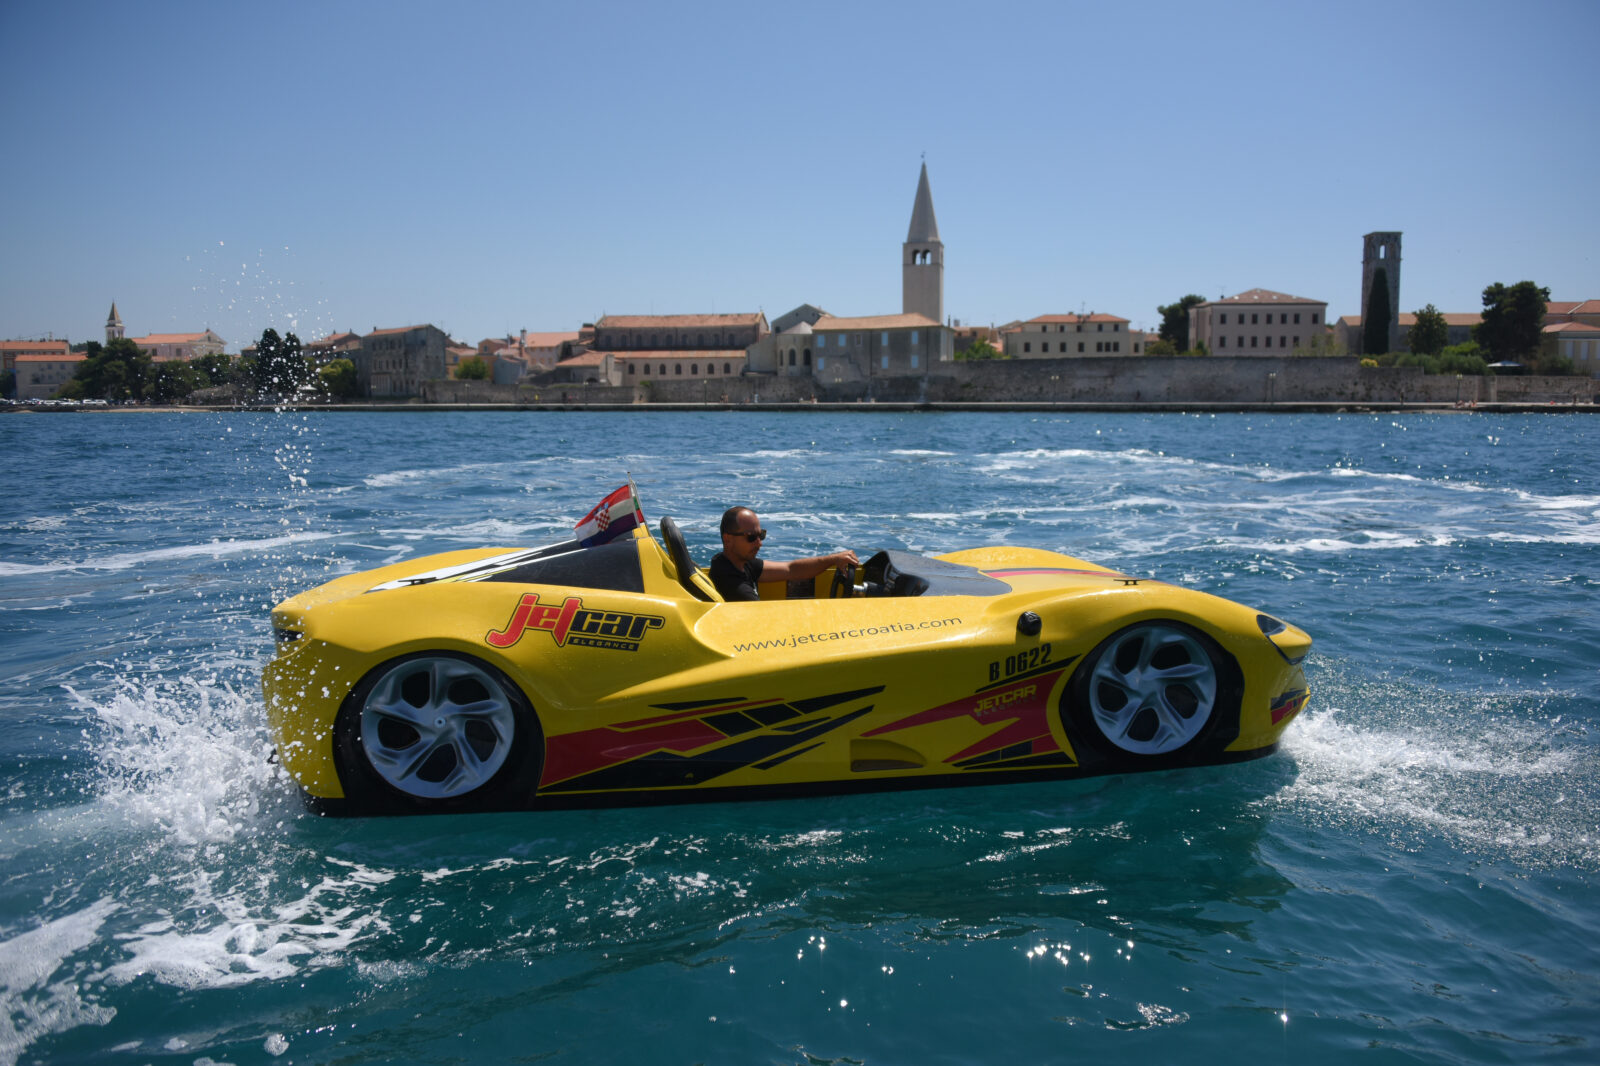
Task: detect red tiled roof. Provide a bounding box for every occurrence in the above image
[597,314,763,329]
[0,340,70,353]
[15,353,84,364]
[367,324,435,337]
[129,332,216,345]
[1543,320,1600,334]
[1209,288,1325,305]
[606,350,747,362]
[1026,313,1130,324]
[812,313,940,331]
[518,332,580,348]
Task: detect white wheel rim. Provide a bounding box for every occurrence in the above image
[360,657,517,799]
[1086,624,1217,755]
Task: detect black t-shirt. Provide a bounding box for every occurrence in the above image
[709,552,764,601]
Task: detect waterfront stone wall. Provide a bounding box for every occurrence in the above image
[421,357,1595,406]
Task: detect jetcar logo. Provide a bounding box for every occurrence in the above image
[487,593,665,652]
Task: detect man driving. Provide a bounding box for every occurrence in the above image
[709,506,860,602]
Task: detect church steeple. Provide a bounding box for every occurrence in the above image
[106,302,124,344]
[902,162,944,323]
[906,162,940,243]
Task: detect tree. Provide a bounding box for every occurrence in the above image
[1408,304,1449,357]
[318,358,359,399]
[65,338,152,402]
[191,352,234,387]
[1157,294,1205,351]
[252,329,311,397]
[145,359,204,404]
[455,356,490,380]
[1144,338,1177,356]
[954,338,1003,361]
[1363,268,1392,355]
[1474,280,1549,363]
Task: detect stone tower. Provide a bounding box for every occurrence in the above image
[902,163,944,324]
[105,302,124,344]
[1360,232,1402,355]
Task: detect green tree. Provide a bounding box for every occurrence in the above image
[191,352,234,387]
[1363,268,1392,355]
[1407,304,1449,357]
[954,338,1004,361]
[252,329,311,397]
[1474,280,1549,363]
[145,360,205,403]
[455,355,490,379]
[318,357,359,399]
[1157,294,1205,351]
[1144,338,1177,356]
[66,338,152,402]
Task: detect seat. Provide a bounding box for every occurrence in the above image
[659,516,712,601]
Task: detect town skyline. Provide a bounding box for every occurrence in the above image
[3,1,1595,353]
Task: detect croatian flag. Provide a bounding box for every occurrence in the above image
[574,484,644,547]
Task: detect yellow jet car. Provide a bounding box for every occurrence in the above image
[263,505,1310,815]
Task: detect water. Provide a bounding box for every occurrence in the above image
[1,410,1595,1064]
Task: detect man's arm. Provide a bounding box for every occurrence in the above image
[759,550,860,584]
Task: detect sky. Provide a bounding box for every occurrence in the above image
[2,0,1596,351]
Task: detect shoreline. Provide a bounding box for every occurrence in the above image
[5,399,1596,415]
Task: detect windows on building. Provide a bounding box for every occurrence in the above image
[880,355,889,369]
[674,364,682,375]
[911,354,919,368]
[1024,342,1032,353]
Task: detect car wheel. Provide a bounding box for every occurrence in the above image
[1068,621,1231,762]
[335,652,542,813]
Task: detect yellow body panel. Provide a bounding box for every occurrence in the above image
[263,525,1310,809]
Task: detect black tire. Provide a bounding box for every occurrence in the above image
[1064,620,1242,769]
[333,651,543,814]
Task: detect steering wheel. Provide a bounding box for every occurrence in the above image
[660,516,711,601]
[830,561,856,599]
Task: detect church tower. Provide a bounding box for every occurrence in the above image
[902,163,944,324]
[105,302,124,344]
[1360,232,1401,355]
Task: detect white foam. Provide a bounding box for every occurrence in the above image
[103,865,392,992]
[0,532,335,577]
[71,674,286,847]
[1269,701,1593,868]
[0,898,119,1066]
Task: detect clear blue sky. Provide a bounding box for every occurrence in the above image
[3,0,1595,351]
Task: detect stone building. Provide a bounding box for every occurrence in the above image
[15,352,86,400]
[593,313,767,351]
[356,324,450,397]
[1,339,70,377]
[1335,311,1480,354]
[1189,289,1329,355]
[126,330,227,362]
[1005,314,1138,357]
[810,313,950,384]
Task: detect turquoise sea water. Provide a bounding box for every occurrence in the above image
[1,410,1596,1064]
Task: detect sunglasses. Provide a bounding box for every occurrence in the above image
[728,529,767,543]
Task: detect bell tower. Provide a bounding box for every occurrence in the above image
[105,302,124,344]
[1360,232,1402,355]
[902,163,944,324]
